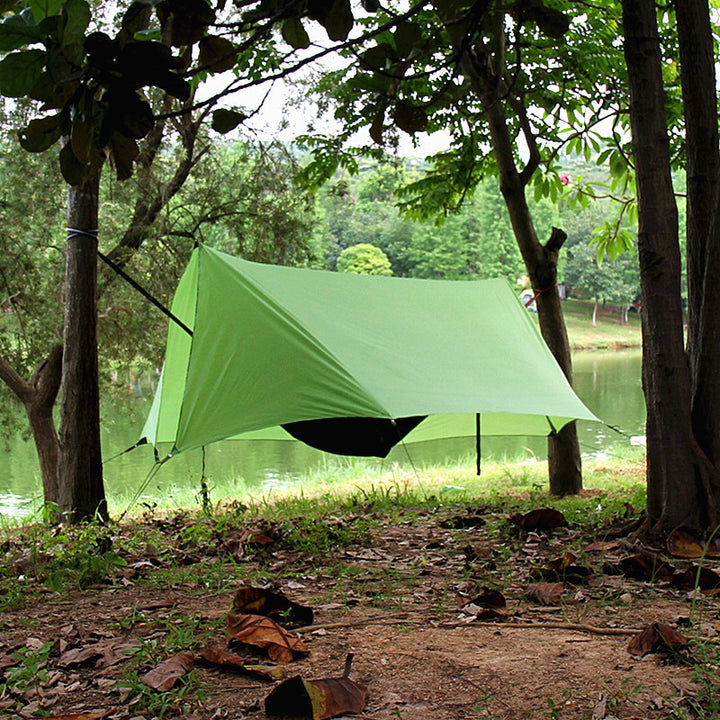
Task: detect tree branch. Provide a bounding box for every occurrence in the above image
[0,351,31,402]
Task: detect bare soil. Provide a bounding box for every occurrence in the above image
[0,504,717,720]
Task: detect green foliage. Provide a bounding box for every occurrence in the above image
[336,242,393,275]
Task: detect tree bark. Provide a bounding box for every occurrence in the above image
[456,47,582,495]
[622,0,709,530]
[58,174,107,524]
[676,2,720,501]
[0,346,62,513]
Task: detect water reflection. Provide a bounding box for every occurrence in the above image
[0,350,644,516]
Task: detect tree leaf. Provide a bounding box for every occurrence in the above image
[156,0,216,47]
[525,582,564,605]
[71,118,93,165]
[667,528,720,558]
[627,622,688,657]
[312,0,353,41]
[232,586,314,626]
[106,87,155,139]
[393,100,428,134]
[59,140,92,186]
[0,10,44,52]
[198,35,238,73]
[18,114,61,152]
[139,651,194,691]
[120,2,154,43]
[109,132,139,181]
[281,17,310,50]
[226,613,309,664]
[211,108,246,133]
[369,107,385,144]
[197,645,287,681]
[61,0,91,48]
[30,0,63,22]
[509,507,568,532]
[265,672,368,720]
[359,42,394,72]
[0,49,46,98]
[533,4,570,39]
[393,21,423,58]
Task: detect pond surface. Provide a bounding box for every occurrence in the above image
[0,350,644,517]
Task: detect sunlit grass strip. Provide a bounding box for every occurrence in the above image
[104,447,647,523]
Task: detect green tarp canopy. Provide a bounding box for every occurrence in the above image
[142,244,599,456]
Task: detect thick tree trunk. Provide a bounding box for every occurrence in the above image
[0,346,62,514]
[622,0,710,531]
[58,175,107,523]
[676,3,720,510]
[677,0,720,388]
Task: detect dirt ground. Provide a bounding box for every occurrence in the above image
[0,504,717,720]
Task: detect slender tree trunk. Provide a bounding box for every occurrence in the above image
[622,0,709,531]
[466,65,581,495]
[58,174,107,523]
[0,346,62,514]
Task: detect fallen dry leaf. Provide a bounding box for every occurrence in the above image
[233,586,314,626]
[618,553,674,582]
[669,565,720,592]
[510,508,568,532]
[440,513,486,529]
[197,645,286,680]
[265,656,367,719]
[584,540,619,553]
[526,582,564,605]
[667,529,720,559]
[140,651,195,691]
[530,552,592,584]
[40,714,110,720]
[226,613,309,664]
[468,587,506,609]
[627,622,689,657]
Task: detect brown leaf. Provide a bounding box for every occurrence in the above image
[530,552,592,585]
[627,622,689,657]
[667,529,720,559]
[57,645,103,668]
[468,588,506,609]
[526,582,564,605]
[440,513,486,529]
[584,540,619,553]
[618,553,674,581]
[198,35,238,73]
[392,100,428,134]
[511,508,568,532]
[670,565,720,592]
[41,714,110,720]
[197,645,286,681]
[233,586,314,626]
[226,613,309,664]
[140,651,195,691]
[265,668,367,719]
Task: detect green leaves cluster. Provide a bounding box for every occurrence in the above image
[0,0,231,185]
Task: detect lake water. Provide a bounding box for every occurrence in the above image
[0,350,644,518]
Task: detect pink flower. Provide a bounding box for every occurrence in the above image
[560,174,570,186]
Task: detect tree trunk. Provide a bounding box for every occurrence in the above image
[0,346,62,515]
[468,68,582,495]
[677,2,720,488]
[58,174,107,524]
[622,0,710,531]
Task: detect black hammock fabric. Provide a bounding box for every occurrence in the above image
[281,416,427,457]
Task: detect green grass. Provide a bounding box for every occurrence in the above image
[563,299,643,350]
